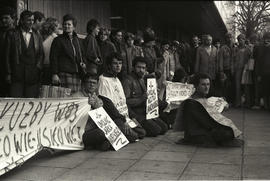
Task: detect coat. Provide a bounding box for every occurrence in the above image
[83,34,102,72]
[5,27,44,84]
[194,45,218,80]
[50,32,84,74]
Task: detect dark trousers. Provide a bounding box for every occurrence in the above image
[183,99,234,145]
[83,128,107,147]
[0,77,9,97]
[221,70,234,104]
[10,82,39,98]
[141,118,168,137]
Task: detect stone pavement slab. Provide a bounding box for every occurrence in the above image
[128,160,186,175]
[182,163,241,178]
[53,168,122,181]
[141,151,192,162]
[116,171,179,181]
[77,158,137,171]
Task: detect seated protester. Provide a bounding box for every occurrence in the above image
[122,56,168,137]
[72,73,139,151]
[173,73,243,147]
[98,52,146,139]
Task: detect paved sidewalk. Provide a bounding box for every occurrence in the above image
[1,108,270,180]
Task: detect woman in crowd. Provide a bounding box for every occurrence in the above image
[233,34,252,107]
[97,28,116,73]
[124,32,144,74]
[50,14,85,93]
[83,19,103,75]
[110,29,128,80]
[40,17,61,85]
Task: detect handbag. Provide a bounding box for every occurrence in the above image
[39,85,71,98]
[246,58,255,71]
[241,69,253,85]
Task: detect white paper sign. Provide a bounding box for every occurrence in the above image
[88,107,129,151]
[0,98,90,176]
[146,78,159,120]
[166,81,195,102]
[207,97,229,113]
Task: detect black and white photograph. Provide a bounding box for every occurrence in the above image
[0,0,270,180]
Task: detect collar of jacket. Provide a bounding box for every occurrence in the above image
[103,70,118,78]
[63,31,78,39]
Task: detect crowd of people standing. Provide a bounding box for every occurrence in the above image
[0,7,269,149]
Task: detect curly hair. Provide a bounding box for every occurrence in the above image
[40,17,58,40]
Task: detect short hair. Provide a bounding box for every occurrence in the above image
[86,19,100,34]
[63,14,77,27]
[0,6,16,18]
[82,73,99,83]
[20,10,33,21]
[124,32,135,41]
[106,52,123,66]
[40,17,58,37]
[202,34,212,40]
[189,73,211,87]
[132,56,147,67]
[99,28,109,36]
[237,34,246,41]
[111,29,122,37]
[33,11,45,22]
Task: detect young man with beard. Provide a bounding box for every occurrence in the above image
[122,56,168,137]
[98,52,146,139]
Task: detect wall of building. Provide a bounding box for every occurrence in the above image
[24,0,111,35]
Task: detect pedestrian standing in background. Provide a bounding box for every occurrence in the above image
[40,17,60,85]
[83,19,103,75]
[50,14,85,94]
[194,34,218,96]
[0,7,15,97]
[254,32,270,110]
[5,10,44,98]
[97,28,116,73]
[219,33,236,104]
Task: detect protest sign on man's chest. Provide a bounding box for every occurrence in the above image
[88,107,129,151]
[146,78,159,120]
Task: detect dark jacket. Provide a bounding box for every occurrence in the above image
[98,40,116,73]
[50,32,84,74]
[83,34,102,72]
[195,45,218,80]
[122,72,147,121]
[254,44,270,76]
[5,27,44,75]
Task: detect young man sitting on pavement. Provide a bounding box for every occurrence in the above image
[121,56,168,137]
[173,73,243,147]
[72,73,140,151]
[98,52,146,139]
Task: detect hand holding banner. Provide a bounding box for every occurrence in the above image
[0,98,90,176]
